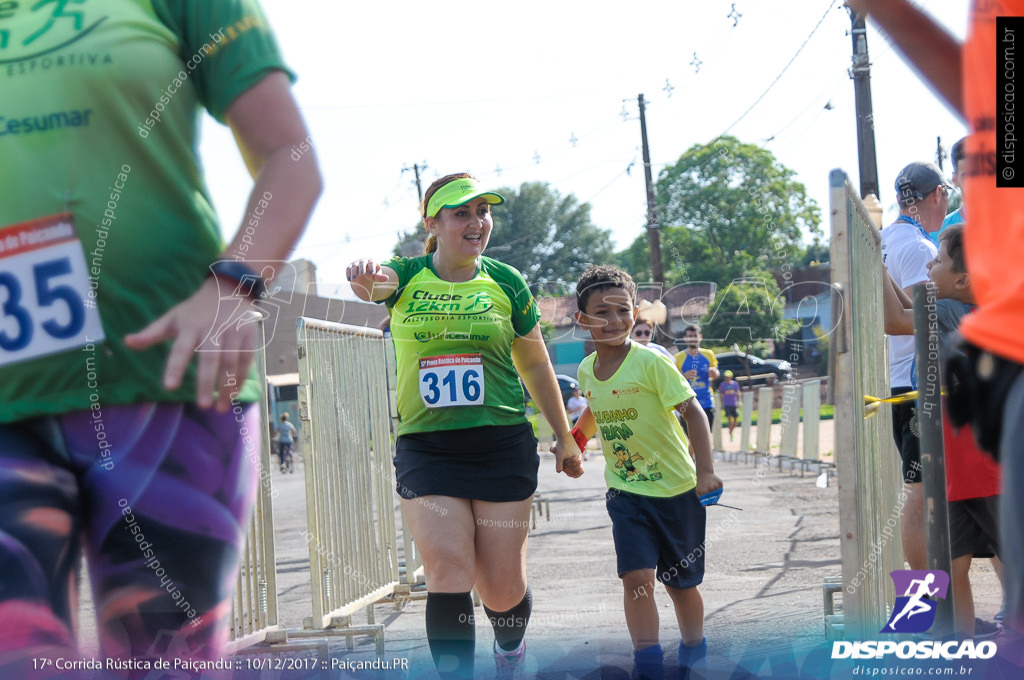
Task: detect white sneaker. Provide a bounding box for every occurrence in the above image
[493,639,526,680]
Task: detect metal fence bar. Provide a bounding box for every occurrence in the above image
[803,380,821,462]
[914,284,955,637]
[297,318,399,637]
[740,390,754,453]
[779,385,801,458]
[383,336,424,597]
[829,169,902,638]
[228,321,280,652]
[756,387,773,454]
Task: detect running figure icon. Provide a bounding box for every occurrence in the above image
[881,570,950,634]
[889,573,939,627]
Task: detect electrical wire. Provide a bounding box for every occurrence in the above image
[720,0,840,137]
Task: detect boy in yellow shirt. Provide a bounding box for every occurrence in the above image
[570,265,723,680]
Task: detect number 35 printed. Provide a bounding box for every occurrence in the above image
[0,249,104,366]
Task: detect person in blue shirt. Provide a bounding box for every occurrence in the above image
[674,325,719,430]
[277,413,297,471]
[935,136,967,243]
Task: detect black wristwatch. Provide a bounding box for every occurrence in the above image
[208,260,268,300]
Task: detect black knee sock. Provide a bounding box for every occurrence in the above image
[484,586,533,652]
[425,591,475,679]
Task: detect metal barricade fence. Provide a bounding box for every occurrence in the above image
[779,384,801,458]
[803,380,821,462]
[384,336,425,598]
[295,318,399,650]
[228,321,281,652]
[828,169,902,638]
[756,387,773,454]
[740,390,754,453]
[718,382,828,477]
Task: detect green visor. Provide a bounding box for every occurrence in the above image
[425,178,504,217]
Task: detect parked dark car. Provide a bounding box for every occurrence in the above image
[522,374,580,406]
[714,351,792,387]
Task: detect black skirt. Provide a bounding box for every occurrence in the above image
[394,422,539,502]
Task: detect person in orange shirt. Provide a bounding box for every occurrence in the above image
[848,0,1024,639]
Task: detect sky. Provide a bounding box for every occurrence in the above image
[199,0,970,300]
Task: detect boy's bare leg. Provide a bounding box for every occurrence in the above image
[952,555,976,638]
[622,569,660,650]
[991,555,1005,600]
[901,483,927,570]
[666,585,705,645]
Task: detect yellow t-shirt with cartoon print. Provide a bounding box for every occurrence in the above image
[577,342,698,498]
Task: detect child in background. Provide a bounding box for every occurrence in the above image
[882,224,1002,639]
[718,371,741,441]
[569,265,723,680]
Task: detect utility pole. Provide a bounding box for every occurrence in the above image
[402,162,427,206]
[638,94,664,284]
[400,162,429,257]
[936,136,946,171]
[849,9,879,199]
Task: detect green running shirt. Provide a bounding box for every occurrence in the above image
[382,255,541,437]
[0,0,289,422]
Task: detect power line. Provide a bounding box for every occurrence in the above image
[583,162,636,205]
[720,0,840,137]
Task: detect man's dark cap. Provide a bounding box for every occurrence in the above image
[895,161,952,201]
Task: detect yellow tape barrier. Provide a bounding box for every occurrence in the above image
[863,390,949,417]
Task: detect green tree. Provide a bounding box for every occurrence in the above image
[796,237,830,267]
[627,136,821,285]
[488,182,614,287]
[699,275,799,354]
[392,228,425,258]
[616,227,723,285]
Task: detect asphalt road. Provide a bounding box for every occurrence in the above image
[73,431,1003,679]
[262,447,848,679]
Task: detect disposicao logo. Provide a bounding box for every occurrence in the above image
[830,570,997,661]
[881,569,949,634]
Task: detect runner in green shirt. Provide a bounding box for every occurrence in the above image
[0,0,320,670]
[348,173,580,680]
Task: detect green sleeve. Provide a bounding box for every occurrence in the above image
[150,0,294,122]
[380,256,426,309]
[482,258,541,337]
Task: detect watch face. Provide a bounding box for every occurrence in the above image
[210,261,267,300]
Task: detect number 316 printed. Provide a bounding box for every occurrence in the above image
[420,367,484,407]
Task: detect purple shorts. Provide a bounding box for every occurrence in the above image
[0,402,260,670]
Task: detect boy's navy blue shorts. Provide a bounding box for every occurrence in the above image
[606,487,707,589]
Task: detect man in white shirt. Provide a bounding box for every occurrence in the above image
[880,161,951,570]
[566,388,588,425]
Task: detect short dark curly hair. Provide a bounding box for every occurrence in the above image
[951,137,967,171]
[938,223,966,274]
[576,265,637,312]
